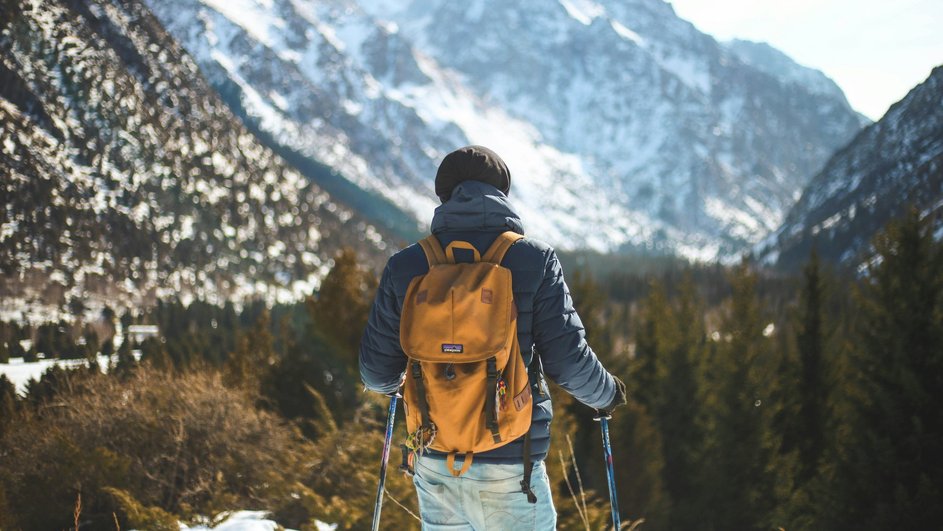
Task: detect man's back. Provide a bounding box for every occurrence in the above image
[359,179,616,463]
[359,146,625,530]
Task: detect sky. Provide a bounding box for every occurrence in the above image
[668,0,943,121]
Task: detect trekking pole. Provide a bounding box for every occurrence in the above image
[594,412,621,530]
[371,391,400,531]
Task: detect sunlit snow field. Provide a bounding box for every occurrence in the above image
[0,353,140,393]
[171,510,335,531]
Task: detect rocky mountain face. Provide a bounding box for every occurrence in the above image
[756,65,943,271]
[0,0,390,320]
[144,0,867,259]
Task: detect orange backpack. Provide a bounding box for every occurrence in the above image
[400,231,533,477]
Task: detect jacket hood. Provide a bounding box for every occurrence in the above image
[430,180,525,235]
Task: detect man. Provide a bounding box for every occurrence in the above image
[359,145,626,530]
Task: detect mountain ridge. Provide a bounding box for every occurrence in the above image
[145,0,868,260]
[0,0,392,320]
[756,64,943,270]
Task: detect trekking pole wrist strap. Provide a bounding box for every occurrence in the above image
[520,429,537,504]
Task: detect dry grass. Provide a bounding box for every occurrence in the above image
[73,492,81,531]
[556,433,645,531]
[0,367,318,530]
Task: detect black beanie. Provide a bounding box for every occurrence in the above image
[434,145,511,202]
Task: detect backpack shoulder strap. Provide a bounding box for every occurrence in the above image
[482,231,524,264]
[417,235,447,267]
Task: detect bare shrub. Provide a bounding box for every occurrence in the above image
[103,487,178,531]
[0,367,317,529]
[288,392,420,530]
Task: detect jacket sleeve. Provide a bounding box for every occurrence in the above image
[358,262,407,394]
[532,248,616,410]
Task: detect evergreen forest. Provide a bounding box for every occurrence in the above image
[1,211,941,530]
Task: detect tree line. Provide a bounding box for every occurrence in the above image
[562,208,942,530]
[1,211,941,530]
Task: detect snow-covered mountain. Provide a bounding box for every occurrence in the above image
[756,65,943,270]
[144,0,868,259]
[0,0,390,319]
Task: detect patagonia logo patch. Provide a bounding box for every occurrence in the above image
[441,343,464,353]
[481,289,493,304]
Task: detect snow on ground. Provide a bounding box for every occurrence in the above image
[175,510,335,531]
[0,353,141,394]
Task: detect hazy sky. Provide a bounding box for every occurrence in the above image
[668,0,943,121]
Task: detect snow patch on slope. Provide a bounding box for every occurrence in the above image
[610,20,644,46]
[200,0,283,48]
[559,0,605,25]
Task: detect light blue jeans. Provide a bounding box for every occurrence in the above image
[412,456,557,530]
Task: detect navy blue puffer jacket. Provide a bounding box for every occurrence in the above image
[358,180,616,463]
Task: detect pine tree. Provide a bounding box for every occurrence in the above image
[0,374,16,437]
[34,323,54,359]
[261,315,343,438]
[829,210,943,530]
[114,336,137,377]
[105,341,117,361]
[607,398,669,527]
[6,323,26,360]
[23,344,37,363]
[83,325,100,362]
[120,311,133,334]
[701,263,778,530]
[793,249,829,483]
[569,268,616,365]
[654,275,709,529]
[631,279,671,408]
[307,248,377,358]
[305,247,377,407]
[224,309,276,391]
[763,249,839,529]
